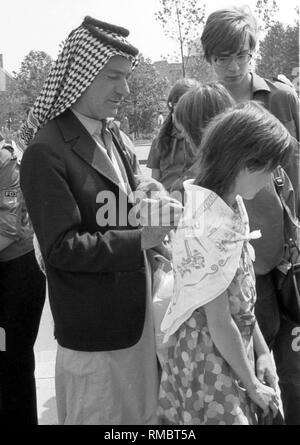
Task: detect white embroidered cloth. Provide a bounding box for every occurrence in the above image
[161,180,261,342]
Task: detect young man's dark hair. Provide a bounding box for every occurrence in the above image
[201,6,258,62]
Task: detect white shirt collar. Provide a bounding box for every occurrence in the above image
[71,109,103,136]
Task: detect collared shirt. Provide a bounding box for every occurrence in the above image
[244,72,300,274]
[251,72,299,141]
[147,126,196,193]
[251,72,271,95]
[71,109,129,194]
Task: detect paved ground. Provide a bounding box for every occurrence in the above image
[34,296,58,425]
[135,144,151,176]
[34,143,151,425]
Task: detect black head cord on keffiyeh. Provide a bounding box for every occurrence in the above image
[19,16,139,148]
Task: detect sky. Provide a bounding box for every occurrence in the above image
[0,0,298,74]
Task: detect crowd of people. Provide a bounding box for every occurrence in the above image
[0,5,299,425]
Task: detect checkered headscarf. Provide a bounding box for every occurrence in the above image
[19,16,139,148]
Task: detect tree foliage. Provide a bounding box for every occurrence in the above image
[0,50,53,132]
[0,81,24,134]
[14,50,53,110]
[256,21,299,81]
[255,0,279,31]
[185,41,216,84]
[118,56,169,137]
[155,0,206,77]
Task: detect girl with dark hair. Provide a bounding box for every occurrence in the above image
[200,5,300,424]
[147,78,199,192]
[158,102,292,425]
[169,83,234,192]
[194,102,291,197]
[173,83,235,151]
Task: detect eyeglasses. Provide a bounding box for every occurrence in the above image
[214,53,252,67]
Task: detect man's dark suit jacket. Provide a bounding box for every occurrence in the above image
[20,110,146,351]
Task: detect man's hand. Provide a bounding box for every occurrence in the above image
[141,225,171,251]
[138,196,183,228]
[135,178,183,250]
[135,175,167,196]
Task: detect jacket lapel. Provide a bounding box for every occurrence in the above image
[72,136,122,189]
[56,110,121,189]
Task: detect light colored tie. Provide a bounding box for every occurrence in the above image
[100,119,113,159]
[95,120,132,195]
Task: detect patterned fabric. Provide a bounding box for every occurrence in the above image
[161,180,261,341]
[19,18,139,148]
[158,233,258,425]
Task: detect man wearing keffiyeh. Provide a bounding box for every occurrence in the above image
[20,16,181,425]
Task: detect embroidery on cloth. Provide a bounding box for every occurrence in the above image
[161,179,261,341]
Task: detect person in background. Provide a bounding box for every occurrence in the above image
[157,112,164,129]
[147,79,199,193]
[0,137,45,425]
[151,83,234,371]
[19,16,180,425]
[169,82,235,193]
[277,74,297,91]
[121,115,130,135]
[159,102,291,425]
[200,5,300,424]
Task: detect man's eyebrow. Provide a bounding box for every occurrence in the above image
[106,68,131,75]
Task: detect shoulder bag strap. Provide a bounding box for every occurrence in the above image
[273,167,300,230]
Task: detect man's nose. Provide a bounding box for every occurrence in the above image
[227,57,240,71]
[117,78,130,98]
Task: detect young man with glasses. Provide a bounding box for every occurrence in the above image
[201,6,300,424]
[201,7,299,139]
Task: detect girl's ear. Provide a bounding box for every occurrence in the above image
[234,167,247,186]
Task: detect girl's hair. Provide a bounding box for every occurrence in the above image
[156,78,199,156]
[201,6,259,62]
[166,78,200,112]
[194,101,292,197]
[174,83,235,148]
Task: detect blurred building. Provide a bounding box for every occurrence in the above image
[153,38,215,88]
[153,60,183,85]
[0,54,13,92]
